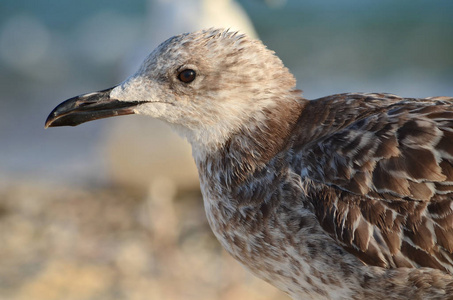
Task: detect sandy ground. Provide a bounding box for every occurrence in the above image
[0,181,287,300]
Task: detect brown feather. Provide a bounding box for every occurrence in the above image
[295,93,453,277]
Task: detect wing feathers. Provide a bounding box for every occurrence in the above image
[437,129,453,158]
[297,93,453,273]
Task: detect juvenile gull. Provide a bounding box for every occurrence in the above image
[46,29,453,299]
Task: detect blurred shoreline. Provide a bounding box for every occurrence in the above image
[0,0,452,299]
[0,180,287,300]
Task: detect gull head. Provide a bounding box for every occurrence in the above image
[46,28,298,151]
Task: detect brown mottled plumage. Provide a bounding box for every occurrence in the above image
[46,29,453,299]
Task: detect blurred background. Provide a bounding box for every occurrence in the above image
[0,0,452,299]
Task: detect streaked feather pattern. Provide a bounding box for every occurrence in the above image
[46,29,453,299]
[292,93,453,274]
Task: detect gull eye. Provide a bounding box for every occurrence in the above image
[178,69,196,83]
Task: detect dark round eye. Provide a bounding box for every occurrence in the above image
[178,69,196,83]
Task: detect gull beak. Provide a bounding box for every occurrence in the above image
[45,87,146,128]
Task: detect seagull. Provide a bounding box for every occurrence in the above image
[46,29,453,299]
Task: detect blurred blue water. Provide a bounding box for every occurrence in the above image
[0,0,452,186]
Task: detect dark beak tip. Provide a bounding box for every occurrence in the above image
[45,87,144,128]
[44,120,54,129]
[45,106,66,128]
[44,113,56,129]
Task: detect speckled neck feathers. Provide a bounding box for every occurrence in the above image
[195,92,305,187]
[48,29,453,299]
